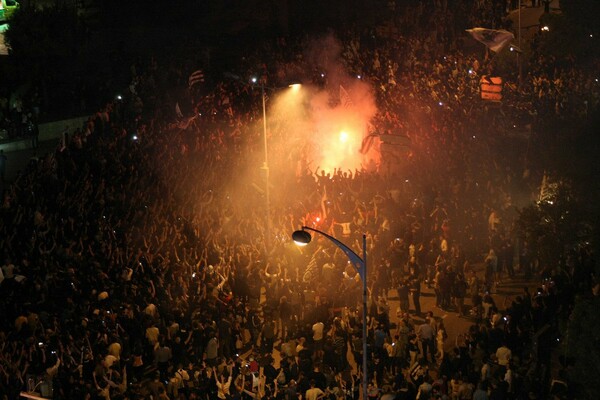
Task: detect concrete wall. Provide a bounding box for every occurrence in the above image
[38,115,90,142]
[0,115,89,152]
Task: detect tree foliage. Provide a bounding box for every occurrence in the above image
[4,6,88,64]
[535,1,599,62]
[517,181,591,276]
[567,294,600,399]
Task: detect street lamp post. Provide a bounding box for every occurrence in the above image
[518,0,522,86]
[292,226,368,400]
[261,83,271,251]
[255,79,300,252]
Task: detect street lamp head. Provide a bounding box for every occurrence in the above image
[292,230,312,246]
[288,83,301,91]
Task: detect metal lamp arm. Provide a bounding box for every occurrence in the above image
[300,226,365,279]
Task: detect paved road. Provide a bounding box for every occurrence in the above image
[1,138,58,182]
[254,263,538,374]
[386,268,535,352]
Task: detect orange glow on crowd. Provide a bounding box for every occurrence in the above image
[267,79,379,176]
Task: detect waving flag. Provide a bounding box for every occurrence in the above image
[188,70,205,88]
[339,85,354,109]
[302,251,320,284]
[177,115,197,130]
[360,133,378,154]
[175,102,184,119]
[466,28,514,52]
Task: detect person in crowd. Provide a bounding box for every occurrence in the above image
[416,318,435,364]
[305,379,325,400]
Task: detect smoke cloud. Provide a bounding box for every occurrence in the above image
[268,33,380,176]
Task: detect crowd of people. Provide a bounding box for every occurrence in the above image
[0,91,40,145]
[0,0,598,399]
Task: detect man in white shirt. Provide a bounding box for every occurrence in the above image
[214,368,232,400]
[312,321,324,360]
[416,320,435,363]
[312,321,324,341]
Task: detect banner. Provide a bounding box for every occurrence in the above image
[480,76,503,101]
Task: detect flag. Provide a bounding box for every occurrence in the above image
[177,116,196,130]
[188,70,205,88]
[339,85,354,109]
[409,361,426,382]
[175,102,184,119]
[508,44,523,54]
[360,133,377,154]
[466,28,514,52]
[175,113,199,130]
[480,76,503,101]
[302,251,320,284]
[223,72,242,81]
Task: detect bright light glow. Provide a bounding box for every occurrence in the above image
[263,71,379,176]
[116,95,122,100]
[590,34,593,38]
[438,102,443,106]
[132,135,138,141]
[289,83,301,91]
[357,75,362,79]
[315,216,321,222]
[320,73,325,77]
[293,240,309,247]
[542,26,550,32]
[251,77,258,83]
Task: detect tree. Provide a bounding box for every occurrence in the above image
[4,5,88,67]
[565,294,600,399]
[517,179,591,279]
[4,5,93,115]
[535,0,599,62]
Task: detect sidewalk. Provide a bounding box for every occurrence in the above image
[1,139,58,184]
[507,0,561,41]
[0,114,89,184]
